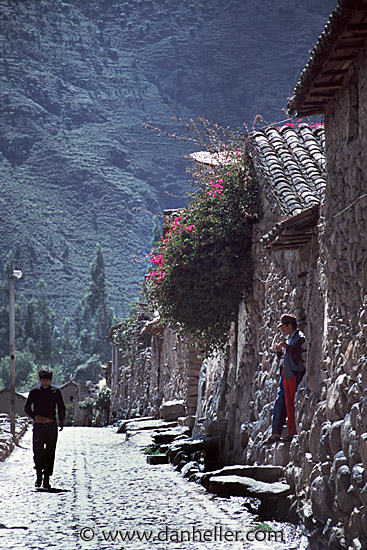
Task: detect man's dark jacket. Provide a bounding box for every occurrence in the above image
[24,385,66,425]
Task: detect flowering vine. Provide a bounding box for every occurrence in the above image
[144,120,259,353]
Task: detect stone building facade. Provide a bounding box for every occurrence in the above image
[192,1,367,548]
[193,124,327,465]
[109,1,366,547]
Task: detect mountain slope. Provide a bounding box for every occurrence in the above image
[0,0,336,321]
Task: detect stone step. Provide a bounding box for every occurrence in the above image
[208,474,290,499]
[152,427,191,445]
[167,436,220,458]
[208,475,292,521]
[125,420,178,432]
[146,454,169,465]
[201,464,284,489]
[116,416,155,433]
[177,415,196,429]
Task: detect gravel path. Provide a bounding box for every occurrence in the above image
[0,426,306,550]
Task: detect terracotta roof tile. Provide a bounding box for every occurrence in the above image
[249,123,326,216]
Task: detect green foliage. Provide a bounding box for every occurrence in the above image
[75,244,114,362]
[143,445,164,456]
[73,355,103,384]
[79,386,111,427]
[0,350,38,391]
[145,121,259,353]
[63,404,75,427]
[112,303,139,362]
[27,279,58,366]
[0,245,115,389]
[93,386,111,426]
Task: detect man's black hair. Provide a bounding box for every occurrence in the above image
[39,368,53,380]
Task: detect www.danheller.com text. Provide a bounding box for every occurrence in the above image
[79,525,285,543]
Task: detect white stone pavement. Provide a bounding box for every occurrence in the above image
[0,427,307,550]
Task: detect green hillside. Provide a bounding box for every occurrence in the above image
[0,0,336,324]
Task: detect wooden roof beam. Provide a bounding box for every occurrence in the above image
[346,23,367,31]
[336,42,366,49]
[322,69,349,76]
[309,91,335,98]
[328,55,354,62]
[313,82,343,90]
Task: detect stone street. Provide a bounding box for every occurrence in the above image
[0,427,307,550]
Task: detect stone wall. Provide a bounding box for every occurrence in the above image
[309,43,367,548]
[193,189,324,462]
[109,40,367,550]
[109,315,158,420]
[110,320,201,427]
[193,43,367,549]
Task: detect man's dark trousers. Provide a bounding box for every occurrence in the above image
[272,374,287,436]
[33,422,58,476]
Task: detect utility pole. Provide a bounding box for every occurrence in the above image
[9,269,23,438]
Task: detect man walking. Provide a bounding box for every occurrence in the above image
[264,314,305,444]
[24,368,66,489]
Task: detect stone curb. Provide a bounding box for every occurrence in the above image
[0,415,29,462]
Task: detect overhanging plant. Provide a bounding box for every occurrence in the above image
[144,118,259,354]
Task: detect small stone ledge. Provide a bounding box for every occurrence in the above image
[0,415,29,461]
[200,464,284,489]
[208,474,291,521]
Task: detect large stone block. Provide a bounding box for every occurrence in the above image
[351,463,366,493]
[200,464,284,489]
[159,400,186,421]
[344,341,358,375]
[273,442,290,467]
[187,385,198,398]
[318,422,332,462]
[326,374,350,421]
[302,453,314,484]
[341,414,362,465]
[359,395,367,433]
[329,451,348,492]
[309,402,327,460]
[208,474,290,498]
[335,464,361,515]
[359,433,367,471]
[310,474,332,523]
[329,420,343,455]
[186,396,198,408]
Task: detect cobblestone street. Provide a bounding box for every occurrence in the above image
[0,427,306,550]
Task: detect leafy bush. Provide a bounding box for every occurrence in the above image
[144,121,259,353]
[112,305,138,362]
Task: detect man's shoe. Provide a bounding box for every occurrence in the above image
[281,435,294,443]
[43,475,51,489]
[35,470,43,488]
[35,470,42,487]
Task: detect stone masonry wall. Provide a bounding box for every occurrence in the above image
[110,323,201,427]
[110,41,367,550]
[193,43,367,549]
[193,190,324,464]
[309,43,367,548]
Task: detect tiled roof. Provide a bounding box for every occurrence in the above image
[288,0,367,117]
[249,123,326,217]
